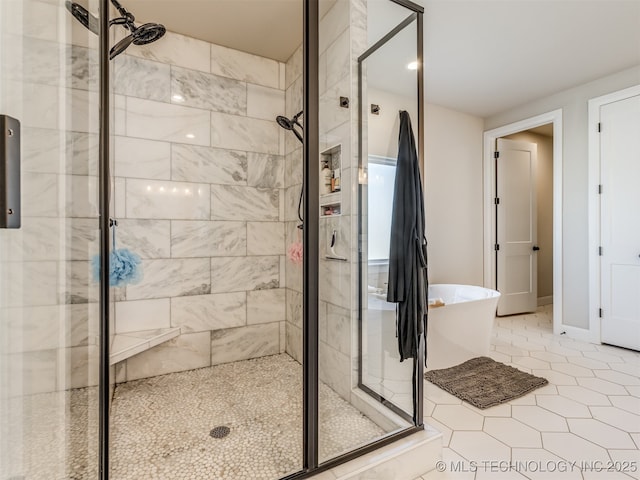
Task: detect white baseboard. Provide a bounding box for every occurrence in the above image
[538,295,553,306]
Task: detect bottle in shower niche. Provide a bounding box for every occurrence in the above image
[321,161,332,194]
[333,167,341,192]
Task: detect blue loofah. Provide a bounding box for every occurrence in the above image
[92,221,143,287]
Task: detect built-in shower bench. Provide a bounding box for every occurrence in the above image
[110,327,181,365]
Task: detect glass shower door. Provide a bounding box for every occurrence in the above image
[0,0,103,478]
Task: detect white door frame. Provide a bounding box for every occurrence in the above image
[588,84,640,345]
[483,109,564,334]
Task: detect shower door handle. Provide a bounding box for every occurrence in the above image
[532,246,540,251]
[0,115,21,229]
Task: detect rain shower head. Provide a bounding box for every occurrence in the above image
[109,22,166,60]
[65,0,165,60]
[65,1,99,35]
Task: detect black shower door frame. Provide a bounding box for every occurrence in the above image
[96,1,425,478]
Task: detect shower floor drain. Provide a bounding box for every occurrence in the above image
[209,426,230,439]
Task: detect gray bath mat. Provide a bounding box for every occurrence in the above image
[424,356,548,409]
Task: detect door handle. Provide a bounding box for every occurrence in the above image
[532,246,540,251]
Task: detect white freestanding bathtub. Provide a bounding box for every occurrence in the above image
[426,284,501,370]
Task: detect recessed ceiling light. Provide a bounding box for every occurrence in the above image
[172,94,185,102]
[185,133,195,139]
[407,61,419,70]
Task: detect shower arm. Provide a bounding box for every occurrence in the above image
[110,0,136,29]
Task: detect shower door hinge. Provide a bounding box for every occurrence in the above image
[494,244,500,251]
[494,151,500,159]
[598,246,603,256]
[599,308,603,318]
[339,96,349,108]
[598,184,603,194]
[494,197,500,205]
[598,122,601,133]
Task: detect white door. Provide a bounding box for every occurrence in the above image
[496,138,538,316]
[600,94,640,351]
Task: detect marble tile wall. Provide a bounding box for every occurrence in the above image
[112,31,288,382]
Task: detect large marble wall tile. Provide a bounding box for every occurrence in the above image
[5,305,61,353]
[211,111,279,155]
[319,76,350,134]
[286,288,303,328]
[63,174,99,218]
[67,218,99,261]
[126,97,210,146]
[247,84,284,121]
[126,332,211,381]
[210,44,279,89]
[171,66,246,115]
[279,321,286,353]
[114,177,126,218]
[325,29,350,89]
[171,144,247,185]
[285,45,302,90]
[326,303,351,355]
[22,128,63,174]
[0,217,61,262]
[126,258,210,300]
[114,95,126,136]
[285,148,303,187]
[5,261,58,307]
[127,32,211,73]
[3,81,58,130]
[210,323,279,366]
[67,132,99,176]
[171,220,246,258]
[211,185,279,222]
[319,342,351,400]
[115,298,170,333]
[171,292,246,333]
[21,173,58,218]
[247,289,286,324]
[247,222,284,255]
[210,256,279,293]
[284,184,303,223]
[279,62,285,90]
[319,259,351,309]
[247,153,284,188]
[113,55,171,102]
[114,136,171,180]
[286,323,303,364]
[319,0,350,53]
[68,44,99,91]
[65,87,99,134]
[4,35,61,87]
[61,260,99,304]
[65,344,99,389]
[116,219,171,259]
[126,179,210,220]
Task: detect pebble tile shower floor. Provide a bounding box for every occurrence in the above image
[110,354,387,479]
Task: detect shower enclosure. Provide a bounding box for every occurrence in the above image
[0,0,425,478]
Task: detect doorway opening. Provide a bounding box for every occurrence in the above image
[483,110,564,334]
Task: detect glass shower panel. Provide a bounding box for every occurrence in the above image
[0,0,102,478]
[317,0,414,464]
[359,19,418,418]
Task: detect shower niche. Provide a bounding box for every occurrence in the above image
[320,144,342,217]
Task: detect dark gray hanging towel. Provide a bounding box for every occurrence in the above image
[386,110,428,363]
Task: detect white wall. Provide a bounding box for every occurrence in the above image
[425,103,485,286]
[367,88,418,158]
[504,130,553,300]
[485,65,640,329]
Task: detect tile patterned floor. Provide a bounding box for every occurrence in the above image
[416,305,640,480]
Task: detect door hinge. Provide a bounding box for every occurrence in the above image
[598,184,603,194]
[494,151,500,159]
[494,244,500,251]
[599,308,603,318]
[494,197,500,205]
[598,246,603,256]
[598,122,601,133]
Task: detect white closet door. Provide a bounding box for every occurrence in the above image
[600,94,640,351]
[496,138,538,316]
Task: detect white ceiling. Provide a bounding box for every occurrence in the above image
[122,0,640,118]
